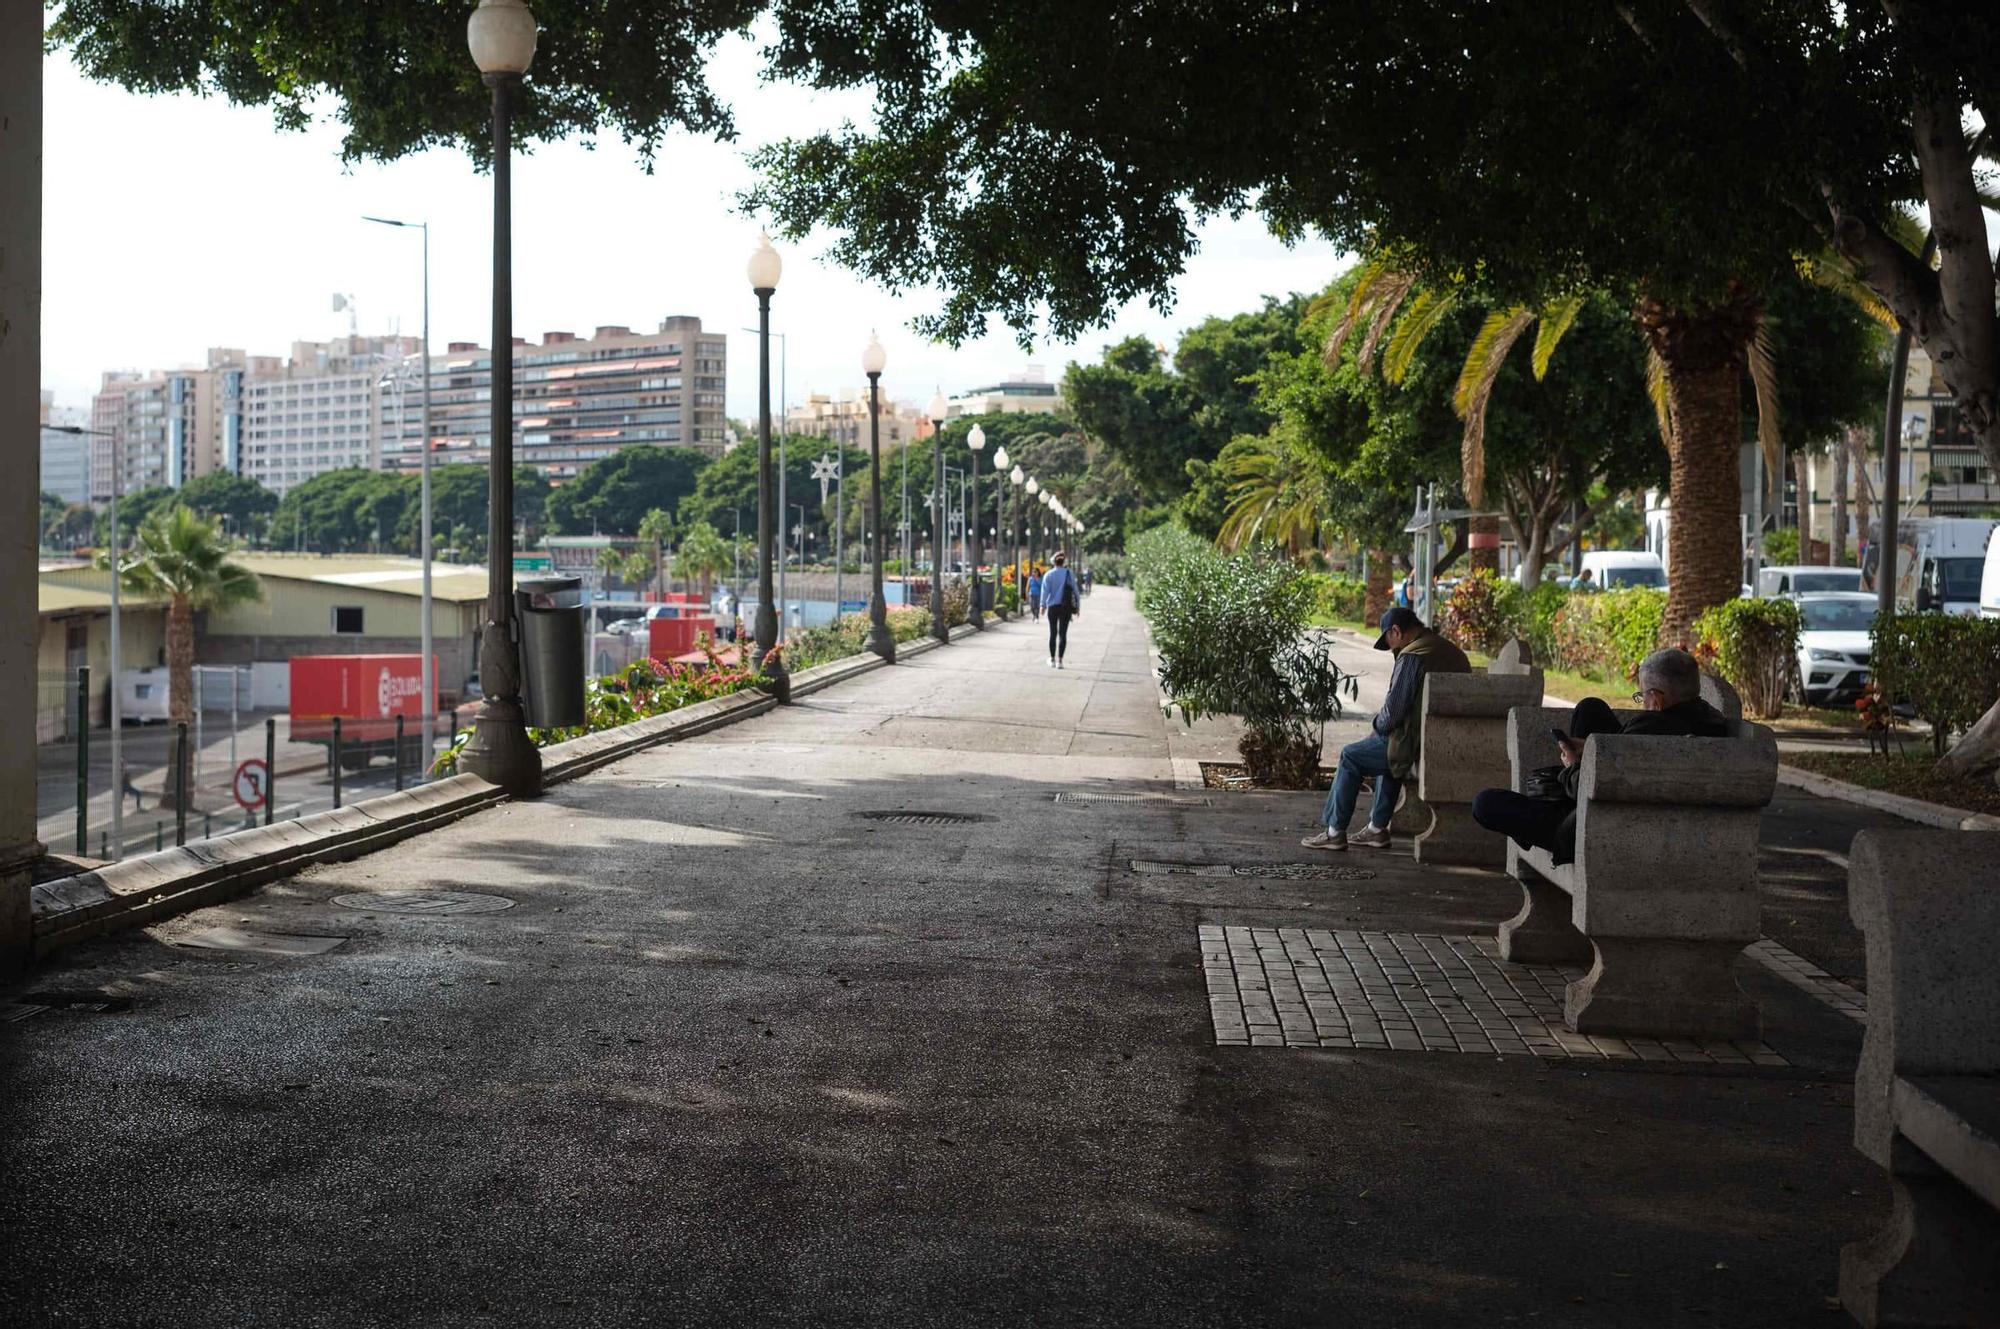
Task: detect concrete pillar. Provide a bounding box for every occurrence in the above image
[0,12,44,974]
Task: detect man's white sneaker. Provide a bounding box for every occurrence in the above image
[1300,828,1347,851]
[1349,824,1393,849]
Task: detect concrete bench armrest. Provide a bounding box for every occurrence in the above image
[1579,725,1777,807]
[1505,706,1572,792]
[1425,670,1545,720]
[1892,1076,2000,1212]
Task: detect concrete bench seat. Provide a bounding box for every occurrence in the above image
[1840,829,2000,1327]
[1493,695,1777,1041]
[1414,638,1545,869]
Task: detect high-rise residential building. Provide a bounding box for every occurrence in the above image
[378,316,729,482]
[948,366,1063,417]
[784,389,923,452]
[87,347,277,500]
[39,389,90,505]
[240,335,418,495]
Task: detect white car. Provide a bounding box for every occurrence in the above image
[1794,592,1878,705]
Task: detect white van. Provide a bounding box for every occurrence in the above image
[1912,517,1996,616]
[1757,565,1865,598]
[1981,530,2000,619]
[1576,550,1668,591]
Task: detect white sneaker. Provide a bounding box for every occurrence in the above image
[1048,657,1057,668]
[1350,824,1392,850]
[1300,828,1347,851]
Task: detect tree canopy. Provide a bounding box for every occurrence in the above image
[544,445,711,536]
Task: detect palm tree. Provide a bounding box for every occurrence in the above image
[102,505,262,810]
[1216,429,1333,557]
[674,521,731,598]
[637,507,676,599]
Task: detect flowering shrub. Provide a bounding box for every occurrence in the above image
[1438,570,1519,654]
[1550,588,1665,681]
[781,606,932,672]
[1693,596,1800,719]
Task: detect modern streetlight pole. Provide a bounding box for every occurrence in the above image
[56,425,123,854]
[748,233,788,700]
[966,424,986,629]
[927,393,950,643]
[862,334,895,662]
[362,214,435,761]
[458,0,541,797]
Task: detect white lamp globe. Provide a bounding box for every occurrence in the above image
[862,331,886,377]
[967,424,986,452]
[468,0,538,75]
[1025,477,1039,495]
[927,393,949,422]
[992,445,1010,470]
[747,233,782,292]
[1040,491,1052,507]
[1009,465,1024,485]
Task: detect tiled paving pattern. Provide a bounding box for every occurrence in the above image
[1201,925,1787,1066]
[1745,939,1868,1023]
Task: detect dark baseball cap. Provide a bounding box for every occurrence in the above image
[1374,606,1423,650]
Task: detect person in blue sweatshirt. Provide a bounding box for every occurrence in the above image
[1040,553,1080,668]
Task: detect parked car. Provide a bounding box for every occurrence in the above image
[1576,550,1668,590]
[604,617,645,636]
[1757,564,1864,598]
[1793,592,1878,706]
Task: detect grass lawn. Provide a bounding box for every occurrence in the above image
[1781,749,2000,818]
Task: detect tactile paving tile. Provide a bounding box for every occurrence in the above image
[1201,924,1787,1066]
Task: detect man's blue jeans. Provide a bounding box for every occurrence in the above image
[1320,732,1398,832]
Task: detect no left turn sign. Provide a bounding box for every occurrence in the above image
[233,759,270,811]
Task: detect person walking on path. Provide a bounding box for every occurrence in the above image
[1040,553,1081,668]
[1469,648,1727,864]
[1302,606,1469,851]
[1027,568,1043,621]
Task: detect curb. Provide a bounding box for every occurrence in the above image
[27,625,1018,961]
[1775,764,2000,832]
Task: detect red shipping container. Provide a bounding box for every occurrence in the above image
[289,654,436,744]
[646,616,717,662]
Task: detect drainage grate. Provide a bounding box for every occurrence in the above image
[856,811,988,827]
[19,990,133,1014]
[1055,793,1211,807]
[1233,863,1379,883]
[332,890,516,916]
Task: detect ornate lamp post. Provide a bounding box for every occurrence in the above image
[1009,465,1026,600]
[862,333,894,662]
[1025,476,1041,573]
[965,424,986,629]
[459,0,541,796]
[749,233,790,701]
[990,445,1010,619]
[928,392,949,643]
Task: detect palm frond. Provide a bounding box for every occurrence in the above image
[1354,271,1418,373]
[1529,294,1588,380]
[1644,346,1674,449]
[1796,253,1898,330]
[1748,318,1782,492]
[1452,309,1535,507]
[1380,287,1457,385]
[1323,255,1397,368]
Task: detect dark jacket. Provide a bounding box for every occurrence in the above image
[1556,696,1730,801]
[1377,629,1472,778]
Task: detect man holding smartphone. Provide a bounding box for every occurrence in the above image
[1470,647,1729,863]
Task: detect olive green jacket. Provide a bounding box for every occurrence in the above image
[1382,630,1472,778]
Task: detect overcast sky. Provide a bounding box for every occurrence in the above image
[42,28,1346,424]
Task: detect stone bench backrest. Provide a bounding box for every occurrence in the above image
[1848,829,2000,1168]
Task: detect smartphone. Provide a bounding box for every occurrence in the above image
[1548,726,1574,746]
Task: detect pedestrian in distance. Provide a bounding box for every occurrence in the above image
[1079,566,1093,596]
[1041,552,1081,668]
[120,763,145,813]
[1302,606,1470,851]
[1469,648,1728,864]
[1027,567,1043,621]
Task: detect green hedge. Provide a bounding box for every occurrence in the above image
[1871,613,2000,756]
[1694,596,1800,719]
[783,606,933,672]
[1549,588,1666,681]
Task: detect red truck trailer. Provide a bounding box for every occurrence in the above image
[290,654,435,772]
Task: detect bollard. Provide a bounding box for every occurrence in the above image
[332,716,343,809]
[264,717,276,826]
[99,831,107,859]
[203,811,212,841]
[155,822,163,852]
[395,714,406,792]
[75,664,90,856]
[174,722,188,847]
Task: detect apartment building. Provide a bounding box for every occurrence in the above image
[240,335,420,495]
[377,316,729,482]
[784,389,924,451]
[948,366,1063,418]
[87,347,277,500]
[38,390,90,505]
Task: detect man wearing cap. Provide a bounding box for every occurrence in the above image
[1302,606,1470,851]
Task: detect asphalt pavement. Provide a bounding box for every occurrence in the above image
[0,588,1906,1326]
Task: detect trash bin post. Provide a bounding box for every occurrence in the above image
[515,576,587,729]
[264,718,276,826]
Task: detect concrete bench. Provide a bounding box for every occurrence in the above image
[1414,639,1546,869]
[1840,829,2000,1327]
[1493,693,1777,1040]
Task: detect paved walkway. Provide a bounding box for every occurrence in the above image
[1,589,1899,1326]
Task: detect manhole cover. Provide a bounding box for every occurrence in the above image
[1056,793,1211,806]
[331,890,516,916]
[1232,864,1378,882]
[856,811,988,827]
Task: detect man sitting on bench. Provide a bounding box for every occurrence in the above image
[1469,648,1729,865]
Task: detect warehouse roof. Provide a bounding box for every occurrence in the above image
[231,554,496,603]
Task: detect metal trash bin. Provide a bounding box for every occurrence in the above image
[515,575,586,728]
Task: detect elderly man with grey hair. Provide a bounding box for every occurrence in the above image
[1470,647,1729,865]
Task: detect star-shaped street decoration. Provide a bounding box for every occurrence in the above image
[811,452,841,504]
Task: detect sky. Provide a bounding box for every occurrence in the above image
[41,27,1347,425]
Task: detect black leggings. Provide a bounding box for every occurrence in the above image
[1468,697,1622,864]
[1047,608,1073,659]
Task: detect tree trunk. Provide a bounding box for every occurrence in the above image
[1636,291,1761,646]
[1468,513,1500,574]
[167,596,194,812]
[1936,698,2000,781]
[1792,449,1813,555]
[1847,426,1873,561]
[1518,512,1549,590]
[1830,440,1849,566]
[1363,548,1394,623]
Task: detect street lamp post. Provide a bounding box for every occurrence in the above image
[748,232,789,701]
[862,334,895,662]
[1009,465,1025,605]
[928,393,949,643]
[966,425,986,629]
[363,214,435,761]
[458,0,541,797]
[1025,476,1041,575]
[57,425,124,854]
[990,445,1010,619]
